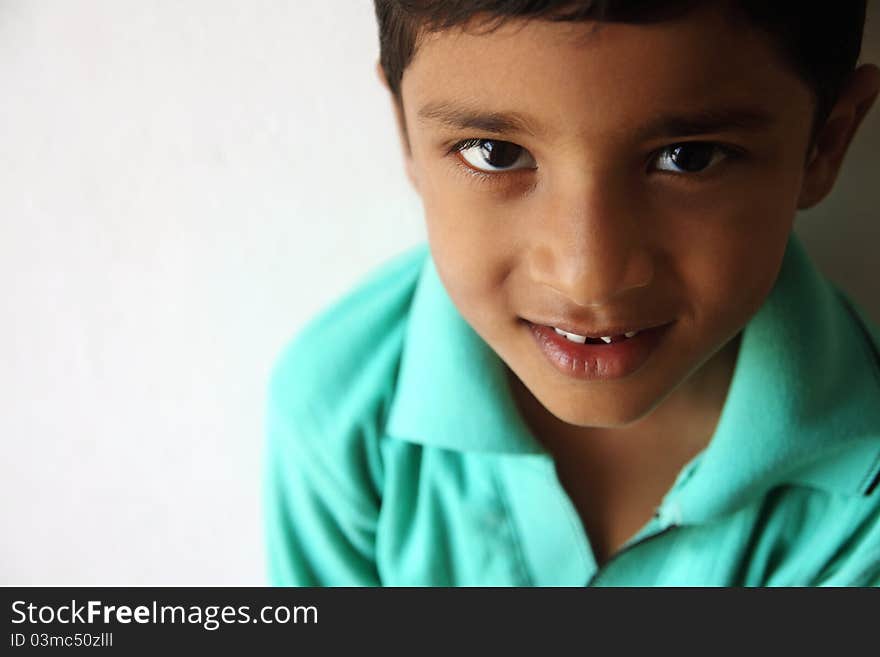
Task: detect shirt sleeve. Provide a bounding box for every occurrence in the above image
[263,386,382,587]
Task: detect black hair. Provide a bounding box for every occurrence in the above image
[374,0,867,146]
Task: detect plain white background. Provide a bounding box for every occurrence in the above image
[1,1,877,585]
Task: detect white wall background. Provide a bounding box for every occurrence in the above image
[1,1,877,585]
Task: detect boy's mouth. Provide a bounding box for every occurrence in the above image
[551,326,640,345]
[523,319,674,380]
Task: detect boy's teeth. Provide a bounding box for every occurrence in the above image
[554,327,587,344]
[553,327,642,344]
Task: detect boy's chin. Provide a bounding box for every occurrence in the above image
[533,383,672,431]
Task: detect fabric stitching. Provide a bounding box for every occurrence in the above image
[540,467,594,580]
[488,459,534,586]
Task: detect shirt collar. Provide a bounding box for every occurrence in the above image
[385,235,880,518]
[385,248,543,453]
[670,234,880,522]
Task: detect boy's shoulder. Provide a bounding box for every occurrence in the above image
[836,289,880,362]
[786,276,880,500]
[266,243,430,435]
[794,249,880,476]
[831,286,880,396]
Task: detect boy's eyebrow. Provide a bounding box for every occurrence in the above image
[417,101,541,137]
[417,100,776,139]
[640,107,777,139]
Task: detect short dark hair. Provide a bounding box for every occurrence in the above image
[373,0,867,145]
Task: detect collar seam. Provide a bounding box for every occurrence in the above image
[857,451,880,497]
[489,462,534,586]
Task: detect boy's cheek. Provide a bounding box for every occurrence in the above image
[423,200,518,272]
[434,250,512,315]
[689,240,788,334]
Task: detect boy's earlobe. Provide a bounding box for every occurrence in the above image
[797,116,849,209]
[798,63,880,210]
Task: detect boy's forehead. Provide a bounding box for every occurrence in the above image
[403,6,814,140]
[407,1,750,79]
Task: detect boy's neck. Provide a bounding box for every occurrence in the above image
[509,331,741,457]
[507,333,741,564]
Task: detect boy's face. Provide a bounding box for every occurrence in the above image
[385,3,876,430]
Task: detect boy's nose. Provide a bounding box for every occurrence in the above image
[526,175,655,308]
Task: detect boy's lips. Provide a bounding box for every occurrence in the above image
[523,319,674,380]
[530,318,672,339]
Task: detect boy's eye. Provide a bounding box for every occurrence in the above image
[453,138,537,173]
[652,142,730,174]
[450,138,735,179]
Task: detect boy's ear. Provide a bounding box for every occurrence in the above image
[798,63,880,210]
[375,60,420,193]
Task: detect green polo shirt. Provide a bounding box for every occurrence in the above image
[263,233,880,586]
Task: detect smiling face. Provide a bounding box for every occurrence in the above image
[382,3,871,433]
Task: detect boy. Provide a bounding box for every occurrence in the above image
[264,0,880,585]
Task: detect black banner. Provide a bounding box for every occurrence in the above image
[1,587,876,652]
